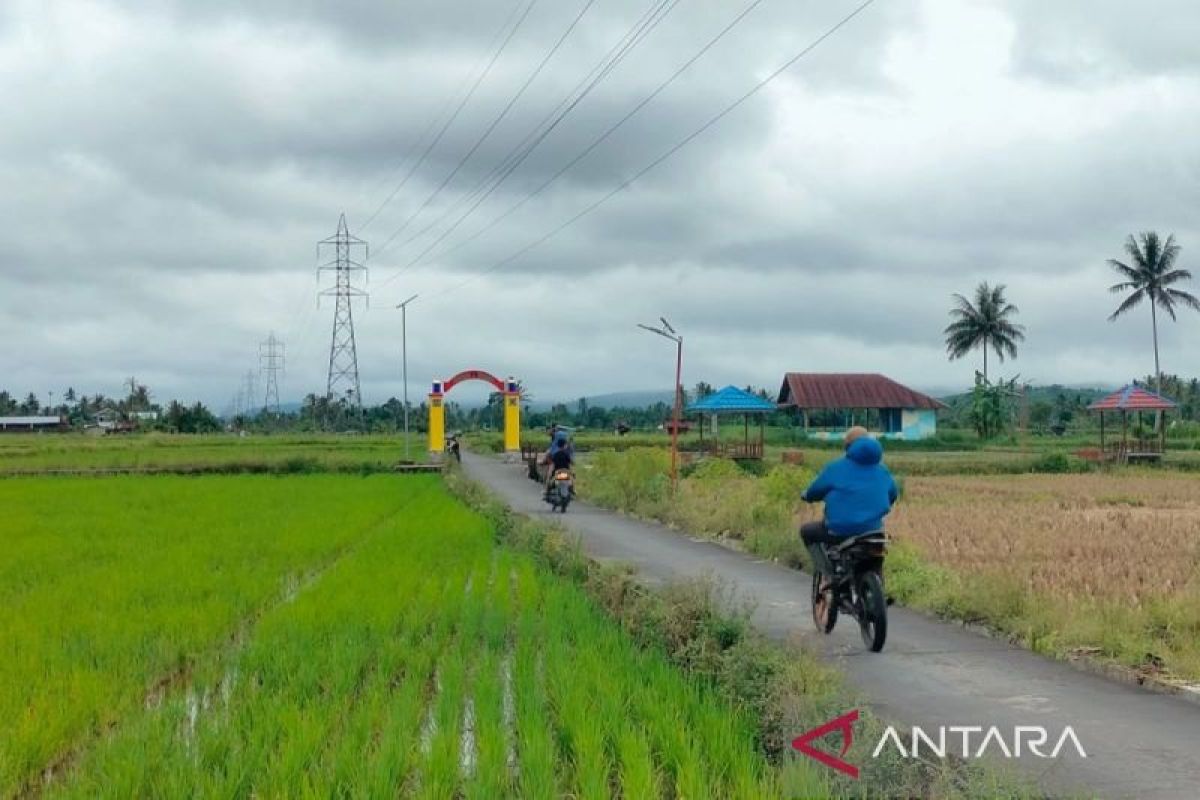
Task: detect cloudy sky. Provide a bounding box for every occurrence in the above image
[3,0,1199,410]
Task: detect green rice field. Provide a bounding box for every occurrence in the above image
[0,433,423,474]
[2,473,823,797]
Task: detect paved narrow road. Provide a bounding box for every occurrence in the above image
[465,453,1200,799]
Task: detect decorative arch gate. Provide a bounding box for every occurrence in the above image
[428,370,521,455]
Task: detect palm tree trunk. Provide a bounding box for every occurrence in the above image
[1151,301,1161,391]
[1151,301,1162,433]
[982,336,989,384]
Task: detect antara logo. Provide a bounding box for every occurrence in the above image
[792,710,1087,779]
[791,709,860,778]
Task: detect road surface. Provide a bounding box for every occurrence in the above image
[464,452,1200,799]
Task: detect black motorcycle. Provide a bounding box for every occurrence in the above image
[544,468,573,513]
[446,435,461,463]
[810,532,889,652]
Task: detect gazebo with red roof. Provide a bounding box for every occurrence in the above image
[1087,385,1177,463]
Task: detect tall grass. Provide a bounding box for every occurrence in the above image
[579,448,815,565]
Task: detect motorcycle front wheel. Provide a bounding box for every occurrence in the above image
[856,571,887,652]
[811,571,837,634]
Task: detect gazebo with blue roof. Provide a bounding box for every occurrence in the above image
[686,385,777,460]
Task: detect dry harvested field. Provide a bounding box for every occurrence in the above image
[889,472,1200,677]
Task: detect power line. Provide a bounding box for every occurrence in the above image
[383,0,759,284]
[375,0,682,286]
[356,90,460,231]
[372,0,595,258]
[423,0,878,303]
[358,0,535,234]
[381,0,678,262]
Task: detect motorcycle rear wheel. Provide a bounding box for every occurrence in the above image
[811,571,837,634]
[856,571,887,652]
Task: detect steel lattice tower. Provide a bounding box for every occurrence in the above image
[259,332,285,415]
[318,214,369,413]
[242,370,257,418]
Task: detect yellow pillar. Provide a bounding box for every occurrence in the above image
[503,389,521,454]
[428,385,445,455]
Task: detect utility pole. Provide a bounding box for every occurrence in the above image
[638,317,683,494]
[260,332,285,416]
[395,294,419,461]
[318,213,369,422]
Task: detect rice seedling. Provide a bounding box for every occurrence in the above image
[0,431,424,474]
[21,475,806,797]
[0,473,429,797]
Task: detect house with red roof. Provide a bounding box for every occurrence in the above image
[776,373,946,441]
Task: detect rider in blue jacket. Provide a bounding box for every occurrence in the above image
[801,426,898,572]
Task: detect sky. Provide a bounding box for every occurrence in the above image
[2,0,1199,411]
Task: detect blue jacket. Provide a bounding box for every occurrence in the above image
[802,437,898,536]
[548,432,573,459]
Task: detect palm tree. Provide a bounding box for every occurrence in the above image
[1107,231,1199,395]
[944,282,1026,383]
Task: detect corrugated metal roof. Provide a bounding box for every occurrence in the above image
[0,416,62,425]
[1087,385,1177,412]
[777,373,945,410]
[687,385,776,414]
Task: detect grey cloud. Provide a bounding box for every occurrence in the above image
[3,0,1199,408]
[1005,0,1200,83]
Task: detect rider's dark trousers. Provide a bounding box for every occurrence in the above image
[800,521,839,575]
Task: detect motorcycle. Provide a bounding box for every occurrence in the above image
[810,532,889,652]
[544,468,574,513]
[446,435,461,463]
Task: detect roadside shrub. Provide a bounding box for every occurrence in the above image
[686,457,744,482]
[582,448,671,515]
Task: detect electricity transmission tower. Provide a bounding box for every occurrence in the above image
[318,214,368,415]
[242,370,258,418]
[259,332,285,415]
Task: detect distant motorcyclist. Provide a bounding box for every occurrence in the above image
[800,426,898,576]
[446,432,462,463]
[542,430,574,495]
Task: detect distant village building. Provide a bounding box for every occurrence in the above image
[0,416,67,433]
[92,407,136,434]
[776,373,945,441]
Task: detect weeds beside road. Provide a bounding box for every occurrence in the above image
[576,447,1200,683]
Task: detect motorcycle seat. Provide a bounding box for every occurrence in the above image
[830,531,887,554]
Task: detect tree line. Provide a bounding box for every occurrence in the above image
[0,379,221,434]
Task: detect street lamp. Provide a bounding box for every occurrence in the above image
[395,294,419,461]
[638,317,683,493]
